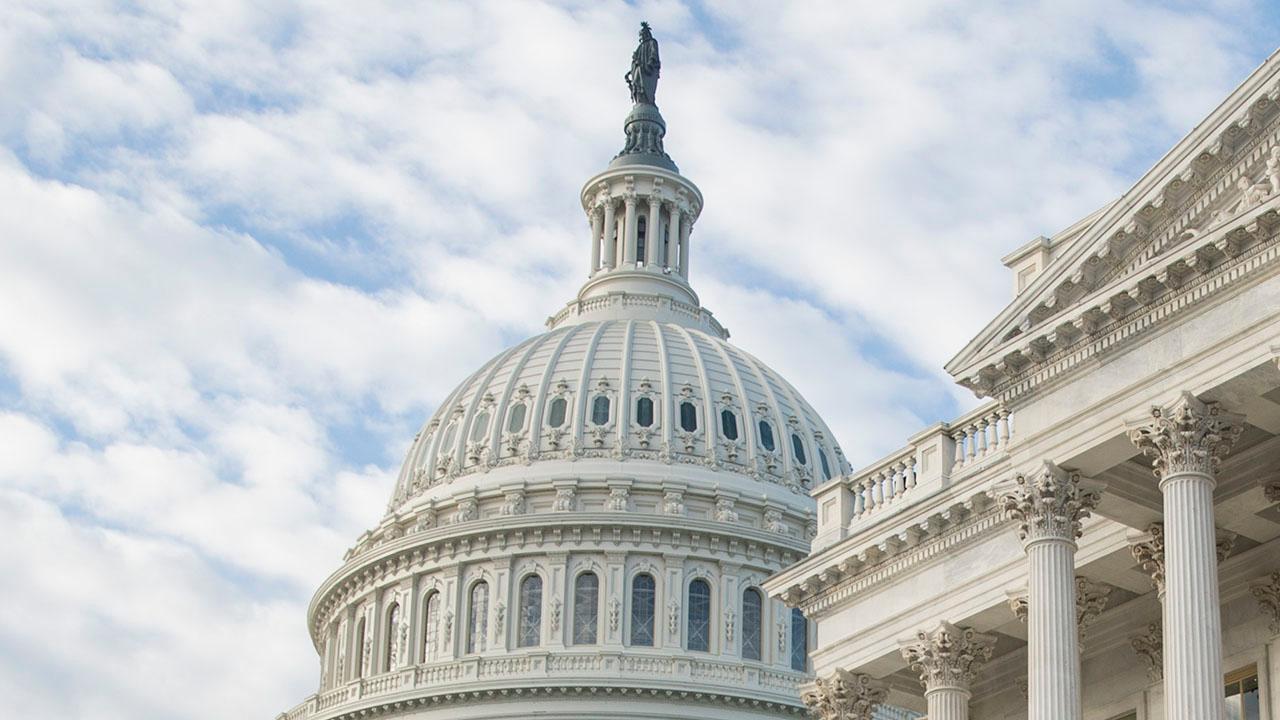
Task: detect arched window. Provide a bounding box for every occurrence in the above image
[591,396,610,426]
[637,215,648,265]
[421,592,440,662]
[758,420,775,451]
[741,589,762,661]
[721,409,739,440]
[687,578,711,652]
[630,573,656,646]
[517,575,542,648]
[441,422,457,451]
[679,401,698,432]
[470,412,489,443]
[548,397,567,428]
[791,433,807,465]
[467,581,489,654]
[818,448,832,480]
[573,572,600,645]
[635,397,654,427]
[354,616,367,678]
[507,403,527,433]
[790,608,808,671]
[385,602,401,671]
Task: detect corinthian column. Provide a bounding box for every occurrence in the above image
[800,668,888,720]
[1129,392,1243,720]
[900,622,995,720]
[1001,461,1101,720]
[589,207,603,274]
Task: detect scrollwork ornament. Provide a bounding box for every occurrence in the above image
[800,668,888,720]
[1000,461,1101,545]
[899,621,996,690]
[1130,523,1166,595]
[1127,392,1244,481]
[1251,571,1280,633]
[1130,623,1163,681]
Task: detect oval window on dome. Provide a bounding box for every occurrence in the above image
[548,397,567,428]
[758,420,775,452]
[679,401,698,432]
[721,409,738,440]
[818,448,832,480]
[470,412,490,443]
[591,395,610,426]
[635,397,654,427]
[507,403,527,433]
[791,433,807,465]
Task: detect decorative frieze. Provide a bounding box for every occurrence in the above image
[1127,392,1243,481]
[1251,571,1280,633]
[900,621,996,691]
[1000,461,1101,545]
[800,669,888,720]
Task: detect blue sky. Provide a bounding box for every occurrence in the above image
[3,1,1280,717]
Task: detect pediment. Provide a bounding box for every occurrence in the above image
[948,53,1280,401]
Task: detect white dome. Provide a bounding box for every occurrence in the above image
[388,318,849,512]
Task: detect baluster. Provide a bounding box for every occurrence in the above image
[978,418,990,457]
[999,409,1012,447]
[863,476,877,514]
[889,468,900,500]
[872,473,884,507]
[905,457,917,490]
[966,425,978,462]
[953,431,966,468]
[851,478,865,517]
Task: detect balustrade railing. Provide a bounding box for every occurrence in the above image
[949,405,1013,471]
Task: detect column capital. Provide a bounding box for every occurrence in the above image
[1129,523,1166,596]
[1000,461,1101,546]
[1250,571,1280,634]
[800,669,888,720]
[900,621,996,691]
[1129,622,1163,682]
[1008,576,1111,640]
[1127,391,1244,481]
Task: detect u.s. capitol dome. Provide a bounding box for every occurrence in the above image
[281,23,852,720]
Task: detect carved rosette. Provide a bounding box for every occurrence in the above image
[800,668,889,720]
[1251,571,1280,633]
[1130,523,1166,595]
[1130,622,1163,681]
[1127,392,1244,481]
[899,621,996,691]
[1000,461,1101,545]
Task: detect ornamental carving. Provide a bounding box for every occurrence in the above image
[1130,523,1166,596]
[552,488,576,512]
[1130,622,1163,681]
[764,508,787,534]
[608,598,621,633]
[1000,461,1101,544]
[714,497,739,522]
[500,490,526,516]
[661,491,685,516]
[452,498,478,524]
[1263,477,1280,503]
[1074,577,1111,639]
[605,487,630,512]
[724,609,736,644]
[1127,392,1244,480]
[800,668,888,720]
[550,597,563,633]
[1251,571,1280,633]
[899,621,996,690]
[667,600,680,635]
[494,601,506,638]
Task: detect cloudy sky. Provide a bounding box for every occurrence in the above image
[2,1,1279,717]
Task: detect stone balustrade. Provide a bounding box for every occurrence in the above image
[810,402,1014,551]
[277,650,808,720]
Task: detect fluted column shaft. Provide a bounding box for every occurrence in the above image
[622,195,638,264]
[927,687,971,720]
[1026,535,1081,718]
[589,209,603,274]
[601,200,616,269]
[646,196,662,266]
[666,202,680,268]
[1001,462,1100,720]
[1129,392,1243,720]
[1161,468,1223,719]
[678,212,691,277]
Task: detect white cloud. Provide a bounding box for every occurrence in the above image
[0,1,1275,717]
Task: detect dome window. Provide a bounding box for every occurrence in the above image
[506,403,527,433]
[791,433,807,465]
[441,422,457,451]
[467,581,489,654]
[720,409,738,441]
[548,397,568,428]
[687,578,711,652]
[818,448,832,480]
[679,401,698,432]
[591,395,611,426]
[758,420,775,452]
[517,575,543,648]
[573,572,600,645]
[421,592,441,662]
[353,616,367,678]
[635,397,654,427]
[384,602,401,671]
[470,412,490,443]
[630,573,656,647]
[741,588,762,661]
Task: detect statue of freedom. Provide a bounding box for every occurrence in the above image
[625,22,660,105]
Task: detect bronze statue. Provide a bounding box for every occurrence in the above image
[625,22,660,105]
